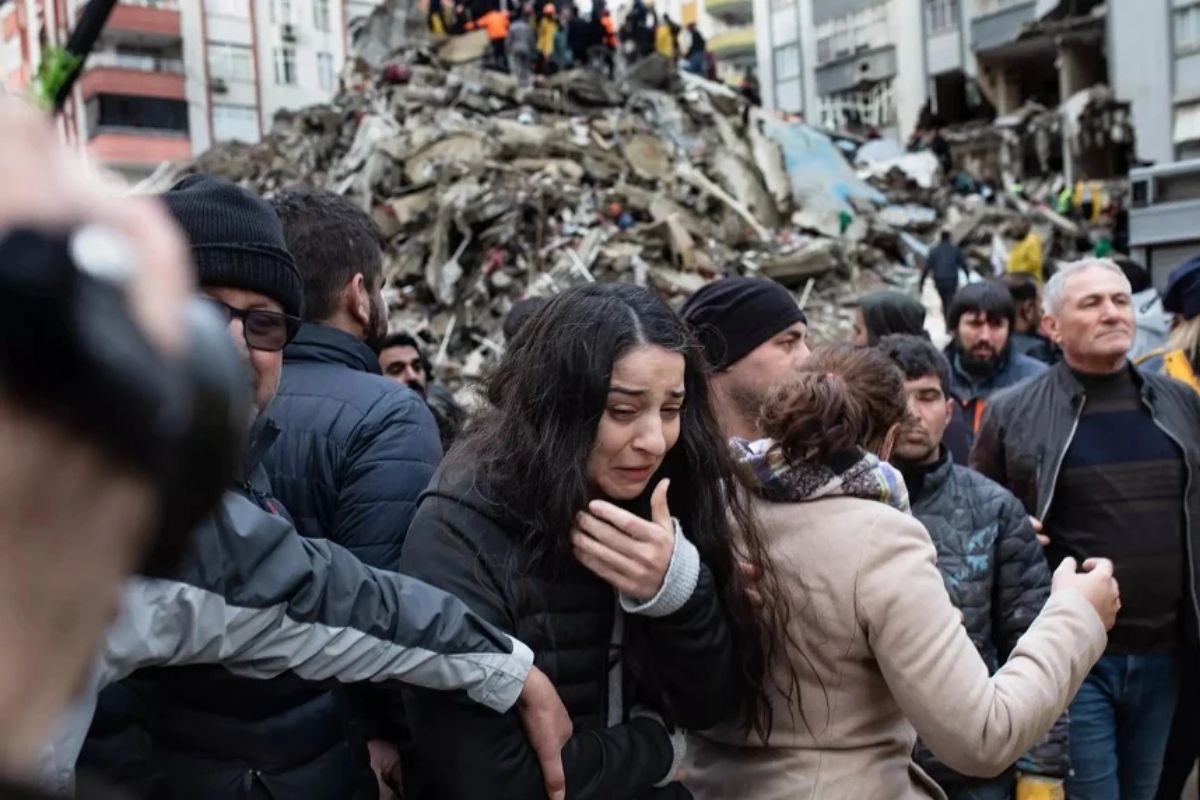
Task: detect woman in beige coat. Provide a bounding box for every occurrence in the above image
[686,343,1119,800]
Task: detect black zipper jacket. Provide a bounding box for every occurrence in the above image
[969,360,1200,644]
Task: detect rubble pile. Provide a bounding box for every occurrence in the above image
[145,6,1106,380]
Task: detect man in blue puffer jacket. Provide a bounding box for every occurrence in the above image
[262,188,442,793]
[880,334,1065,800]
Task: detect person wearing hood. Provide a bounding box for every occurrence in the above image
[851,290,927,346]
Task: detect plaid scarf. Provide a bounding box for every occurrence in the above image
[731,437,911,514]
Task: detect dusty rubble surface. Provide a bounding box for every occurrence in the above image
[144,5,1102,382]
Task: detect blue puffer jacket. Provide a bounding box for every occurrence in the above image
[901,451,1067,785]
[263,323,442,570]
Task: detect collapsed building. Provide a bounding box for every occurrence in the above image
[142,0,1104,381]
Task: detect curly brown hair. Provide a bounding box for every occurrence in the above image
[760,342,908,463]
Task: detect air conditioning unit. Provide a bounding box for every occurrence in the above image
[281,22,297,41]
[210,76,228,93]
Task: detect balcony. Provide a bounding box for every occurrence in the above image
[709,26,756,58]
[970,0,1035,53]
[705,0,752,25]
[79,0,181,42]
[80,66,186,100]
[86,130,191,166]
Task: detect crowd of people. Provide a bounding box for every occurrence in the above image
[427,0,717,83]
[1,99,1198,800]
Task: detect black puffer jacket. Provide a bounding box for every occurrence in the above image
[397,467,746,799]
[263,323,441,570]
[901,452,1066,783]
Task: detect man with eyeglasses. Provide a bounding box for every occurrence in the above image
[75,176,571,800]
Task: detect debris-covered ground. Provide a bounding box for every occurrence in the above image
[143,1,1115,383]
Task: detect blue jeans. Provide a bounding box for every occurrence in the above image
[1066,653,1182,800]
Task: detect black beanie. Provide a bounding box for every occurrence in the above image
[680,277,807,370]
[162,174,303,319]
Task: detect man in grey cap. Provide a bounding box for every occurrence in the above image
[680,276,810,440]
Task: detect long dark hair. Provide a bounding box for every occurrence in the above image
[446,283,786,736]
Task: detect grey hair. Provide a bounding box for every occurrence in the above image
[1043,258,1130,316]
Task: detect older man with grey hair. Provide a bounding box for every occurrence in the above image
[971,258,1200,800]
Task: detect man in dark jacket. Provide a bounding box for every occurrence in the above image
[880,334,1064,800]
[79,176,569,800]
[264,188,442,793]
[971,258,1200,800]
[267,188,439,570]
[944,281,1046,438]
[921,230,970,322]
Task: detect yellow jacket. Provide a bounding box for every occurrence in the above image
[655,23,675,57]
[537,16,557,57]
[1135,348,1200,394]
[1007,233,1045,283]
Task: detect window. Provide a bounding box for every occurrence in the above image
[926,0,958,34]
[271,0,292,24]
[87,94,189,137]
[775,77,802,113]
[274,46,296,84]
[317,51,334,91]
[313,0,330,30]
[773,43,800,81]
[1176,3,1200,53]
[207,42,254,81]
[204,0,246,17]
[212,103,259,142]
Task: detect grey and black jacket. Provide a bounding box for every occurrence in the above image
[969,360,1200,643]
[67,421,530,800]
[903,451,1066,784]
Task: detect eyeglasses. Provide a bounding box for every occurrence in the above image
[203,298,300,352]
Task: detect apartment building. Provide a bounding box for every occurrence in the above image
[755,0,1194,166]
[0,0,379,179]
[754,0,924,138]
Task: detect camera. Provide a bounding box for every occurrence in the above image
[0,225,250,577]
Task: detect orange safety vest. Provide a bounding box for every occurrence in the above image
[601,12,616,47]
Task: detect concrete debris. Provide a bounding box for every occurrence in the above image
[149,8,1116,378]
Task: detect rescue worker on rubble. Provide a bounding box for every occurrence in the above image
[427,0,446,35]
[552,4,574,70]
[1007,219,1045,284]
[881,334,1068,800]
[536,3,557,73]
[653,11,675,59]
[684,23,706,75]
[466,5,510,71]
[507,5,536,85]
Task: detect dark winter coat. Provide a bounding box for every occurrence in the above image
[902,451,1066,783]
[921,241,968,292]
[397,466,746,799]
[969,360,1200,643]
[263,323,442,571]
[261,324,442,743]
